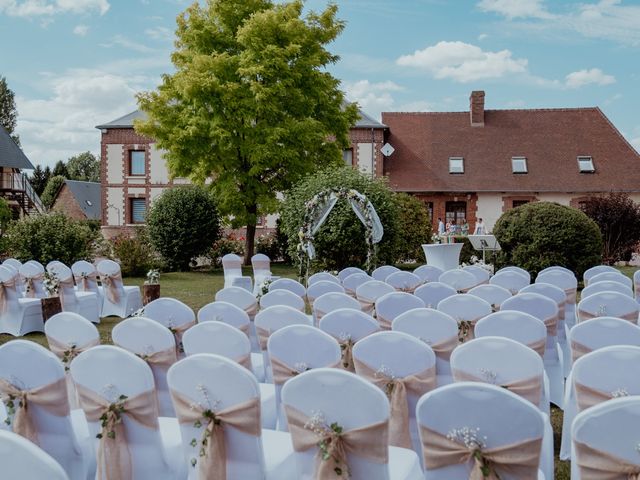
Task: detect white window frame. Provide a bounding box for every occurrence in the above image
[577,156,595,173]
[449,157,464,174]
[511,156,528,173]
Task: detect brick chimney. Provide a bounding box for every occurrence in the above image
[470,90,485,127]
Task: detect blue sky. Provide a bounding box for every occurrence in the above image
[1,0,639,167]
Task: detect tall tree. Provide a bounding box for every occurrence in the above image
[0,76,20,146]
[29,165,51,196]
[67,151,100,182]
[52,159,69,178]
[136,0,357,262]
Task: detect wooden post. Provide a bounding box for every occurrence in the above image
[41,296,62,321]
[143,284,160,305]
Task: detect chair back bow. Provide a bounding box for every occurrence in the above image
[451,369,543,406]
[167,321,196,357]
[75,271,98,292]
[101,272,123,303]
[24,272,44,298]
[574,440,640,480]
[0,277,17,312]
[574,382,630,412]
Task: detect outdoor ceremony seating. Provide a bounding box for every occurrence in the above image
[375,292,425,330]
[281,368,423,479]
[392,308,458,386]
[312,291,361,324]
[413,282,457,309]
[581,279,634,299]
[385,271,422,293]
[0,430,70,480]
[3,258,25,294]
[535,269,577,320]
[583,265,618,286]
[496,265,531,283]
[412,265,443,284]
[0,265,44,336]
[576,291,639,323]
[143,298,196,360]
[259,289,305,312]
[568,316,640,365]
[436,294,492,343]
[71,260,101,302]
[342,272,372,296]
[437,269,477,293]
[467,284,512,311]
[269,278,306,298]
[635,270,640,302]
[47,262,100,323]
[588,270,633,289]
[461,265,490,285]
[2,257,22,272]
[0,340,93,480]
[539,265,573,277]
[181,322,277,429]
[306,271,340,286]
[417,382,545,479]
[96,259,142,318]
[474,310,548,359]
[372,265,400,282]
[355,280,394,316]
[18,260,47,298]
[338,266,367,282]
[222,253,244,289]
[111,316,178,417]
[215,286,259,320]
[489,269,530,294]
[318,308,380,372]
[251,253,272,296]
[69,345,185,480]
[305,280,344,305]
[267,324,341,429]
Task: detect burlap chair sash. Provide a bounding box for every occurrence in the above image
[354,358,436,449]
[574,381,629,412]
[330,335,356,372]
[171,390,260,480]
[101,272,123,303]
[457,315,485,343]
[542,313,558,338]
[243,303,258,320]
[0,277,17,312]
[75,271,98,292]
[395,285,417,294]
[237,323,251,338]
[526,337,547,358]
[252,260,270,271]
[575,440,640,479]
[420,425,542,480]
[425,334,459,362]
[235,353,253,371]
[168,321,196,357]
[57,277,76,310]
[578,309,639,323]
[451,369,543,406]
[376,314,394,331]
[565,288,577,305]
[136,346,177,371]
[357,295,376,316]
[271,356,340,385]
[256,326,271,351]
[570,339,593,363]
[24,272,44,298]
[285,404,388,479]
[0,376,69,446]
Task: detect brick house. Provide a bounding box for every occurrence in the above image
[51,179,101,221]
[381,91,640,232]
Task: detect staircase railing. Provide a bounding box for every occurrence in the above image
[16,173,45,213]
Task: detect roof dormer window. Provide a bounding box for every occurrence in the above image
[449,157,464,174]
[578,156,595,173]
[512,156,528,174]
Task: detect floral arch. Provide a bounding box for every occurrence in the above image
[296,188,384,281]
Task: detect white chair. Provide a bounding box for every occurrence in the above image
[538,265,573,276]
[3,258,25,294]
[392,308,458,386]
[490,270,530,295]
[167,354,296,479]
[572,396,640,479]
[338,266,367,283]
[18,261,47,298]
[143,297,196,359]
[215,286,259,319]
[413,265,443,284]
[47,262,100,323]
[307,272,340,287]
[569,316,640,365]
[112,316,178,417]
[634,269,640,302]
[2,257,22,271]
[342,272,372,297]
[319,308,380,371]
[353,331,437,455]
[71,260,102,302]
[438,269,477,293]
[372,265,400,282]
[267,325,341,429]
[474,311,548,359]
[96,259,142,318]
[181,322,277,429]
[251,253,272,296]
[583,265,619,286]
[0,265,44,336]
[281,368,423,479]
[260,289,305,312]
[588,271,633,290]
[581,280,634,299]
[561,345,640,462]
[502,292,563,407]
[385,271,422,293]
[496,266,531,283]
[312,292,360,324]
[413,282,457,309]
[269,278,306,298]
[535,269,578,329]
[0,430,70,480]
[306,280,345,304]
[436,294,492,343]
[461,265,490,285]
[576,291,639,324]
[70,345,184,479]
[375,292,425,330]
[222,253,243,289]
[0,340,92,480]
[417,382,545,479]
[467,284,512,311]
[356,280,395,316]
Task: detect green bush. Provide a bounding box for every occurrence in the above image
[274,217,292,264]
[110,227,159,277]
[393,193,431,262]
[4,212,99,265]
[147,186,221,271]
[493,201,602,277]
[208,233,245,267]
[256,232,280,261]
[280,167,400,270]
[40,175,66,209]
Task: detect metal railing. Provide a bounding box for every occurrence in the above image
[0,172,45,213]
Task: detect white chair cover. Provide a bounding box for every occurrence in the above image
[413,265,444,284]
[385,271,422,293]
[306,280,345,304]
[0,265,44,336]
[215,287,259,323]
[0,430,69,480]
[634,269,640,302]
[307,272,340,287]
[260,289,305,312]
[338,267,367,283]
[47,262,100,323]
[71,260,102,305]
[355,280,395,316]
[3,259,25,294]
[490,270,530,295]
[467,284,512,311]
[18,262,47,299]
[582,280,634,299]
[461,265,490,285]
[496,266,531,283]
[583,265,619,287]
[222,253,243,289]
[474,311,548,359]
[436,294,492,343]
[251,253,272,296]
[312,292,361,325]
[375,292,425,331]
[342,273,373,297]
[413,282,457,309]
[438,270,478,293]
[588,271,633,290]
[143,298,196,359]
[96,259,143,318]
[577,291,639,324]
[269,278,306,298]
[372,265,401,282]
[538,265,573,276]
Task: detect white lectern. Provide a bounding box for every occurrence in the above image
[468,235,501,263]
[422,243,464,272]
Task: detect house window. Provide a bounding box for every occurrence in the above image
[445,201,467,227]
[449,157,464,174]
[512,200,529,208]
[512,157,528,173]
[129,198,146,224]
[343,149,353,167]
[129,150,146,176]
[578,156,595,173]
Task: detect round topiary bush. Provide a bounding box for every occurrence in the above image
[147,186,221,271]
[393,192,431,263]
[280,167,400,271]
[493,201,602,277]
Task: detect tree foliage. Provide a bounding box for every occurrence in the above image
[493,201,602,278]
[0,198,12,230]
[393,192,431,262]
[135,0,358,261]
[67,151,100,182]
[52,160,69,178]
[40,175,66,209]
[0,76,19,146]
[580,192,640,265]
[29,165,52,196]
[146,186,221,271]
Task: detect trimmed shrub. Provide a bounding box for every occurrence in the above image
[40,175,65,209]
[280,167,400,270]
[147,186,221,271]
[256,232,280,261]
[4,212,99,265]
[493,201,602,277]
[273,217,292,264]
[110,227,159,277]
[393,192,431,262]
[208,233,245,267]
[580,192,640,265]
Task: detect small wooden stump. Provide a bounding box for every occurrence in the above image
[143,284,160,305]
[41,296,62,321]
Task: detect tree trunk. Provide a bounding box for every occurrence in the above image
[244,203,258,265]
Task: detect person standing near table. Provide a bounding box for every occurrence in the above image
[474,218,485,235]
[437,217,445,235]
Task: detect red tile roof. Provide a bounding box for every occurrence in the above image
[381,107,640,193]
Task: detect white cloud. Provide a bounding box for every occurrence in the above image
[477,0,554,19]
[145,26,173,41]
[72,24,88,36]
[344,80,403,115]
[100,34,154,53]
[565,68,616,88]
[396,41,528,83]
[478,33,488,41]
[0,0,109,17]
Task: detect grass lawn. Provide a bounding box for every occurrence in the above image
[0,264,636,479]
